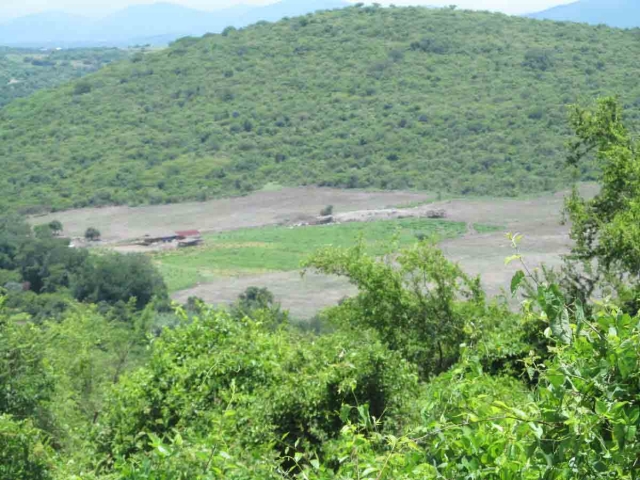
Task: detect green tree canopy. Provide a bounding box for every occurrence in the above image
[72,253,168,310]
[564,97,640,307]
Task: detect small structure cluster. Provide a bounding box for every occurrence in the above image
[138,230,202,248]
[290,208,447,228]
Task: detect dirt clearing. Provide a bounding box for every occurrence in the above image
[31,185,597,318]
[31,187,431,243]
[170,187,596,316]
[172,271,357,319]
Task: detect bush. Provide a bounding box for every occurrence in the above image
[320,205,334,216]
[304,241,487,378]
[522,49,554,71]
[0,415,53,480]
[72,253,167,309]
[84,227,101,241]
[47,221,63,236]
[73,81,92,95]
[97,308,418,463]
[0,319,55,431]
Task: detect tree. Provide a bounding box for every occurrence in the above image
[97,308,417,467]
[303,241,486,378]
[47,221,62,236]
[72,253,167,310]
[230,286,287,327]
[522,48,554,71]
[0,303,55,431]
[73,81,92,95]
[0,215,87,293]
[84,227,101,242]
[16,235,87,293]
[33,224,53,239]
[320,205,334,216]
[0,415,53,480]
[563,97,640,309]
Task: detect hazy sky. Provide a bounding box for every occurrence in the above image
[0,0,576,20]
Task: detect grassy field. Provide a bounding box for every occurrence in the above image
[155,218,471,292]
[472,223,505,234]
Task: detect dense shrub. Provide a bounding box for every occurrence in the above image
[96,308,418,463]
[72,253,168,310]
[304,241,488,378]
[0,415,53,480]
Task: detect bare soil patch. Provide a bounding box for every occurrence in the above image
[171,271,357,319]
[33,185,596,318]
[31,187,431,243]
[431,184,598,297]
[171,186,596,314]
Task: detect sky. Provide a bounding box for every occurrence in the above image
[0,0,576,20]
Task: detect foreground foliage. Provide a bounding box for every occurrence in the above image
[3,6,640,212]
[304,241,488,378]
[564,97,640,311]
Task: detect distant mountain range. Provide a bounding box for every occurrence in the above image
[0,0,349,48]
[527,0,640,29]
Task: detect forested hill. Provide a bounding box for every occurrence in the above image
[0,47,129,108]
[2,5,640,213]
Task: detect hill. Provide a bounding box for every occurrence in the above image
[2,5,640,213]
[527,0,640,29]
[0,1,349,48]
[0,46,129,107]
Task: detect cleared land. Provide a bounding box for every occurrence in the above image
[156,218,469,292]
[32,185,595,317]
[31,187,432,242]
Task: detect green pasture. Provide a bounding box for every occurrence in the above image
[154,218,494,292]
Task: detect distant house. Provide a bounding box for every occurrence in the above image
[175,230,201,239]
[176,230,202,248]
[138,230,202,247]
[141,232,179,245]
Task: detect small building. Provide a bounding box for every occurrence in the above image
[178,238,203,248]
[176,230,202,248]
[175,230,201,240]
[141,232,179,245]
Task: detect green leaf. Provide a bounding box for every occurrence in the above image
[528,422,543,439]
[504,254,522,266]
[550,307,572,345]
[595,399,608,416]
[510,270,525,295]
[156,445,170,457]
[361,467,378,477]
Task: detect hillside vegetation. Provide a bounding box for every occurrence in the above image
[0,47,129,107]
[2,5,640,212]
